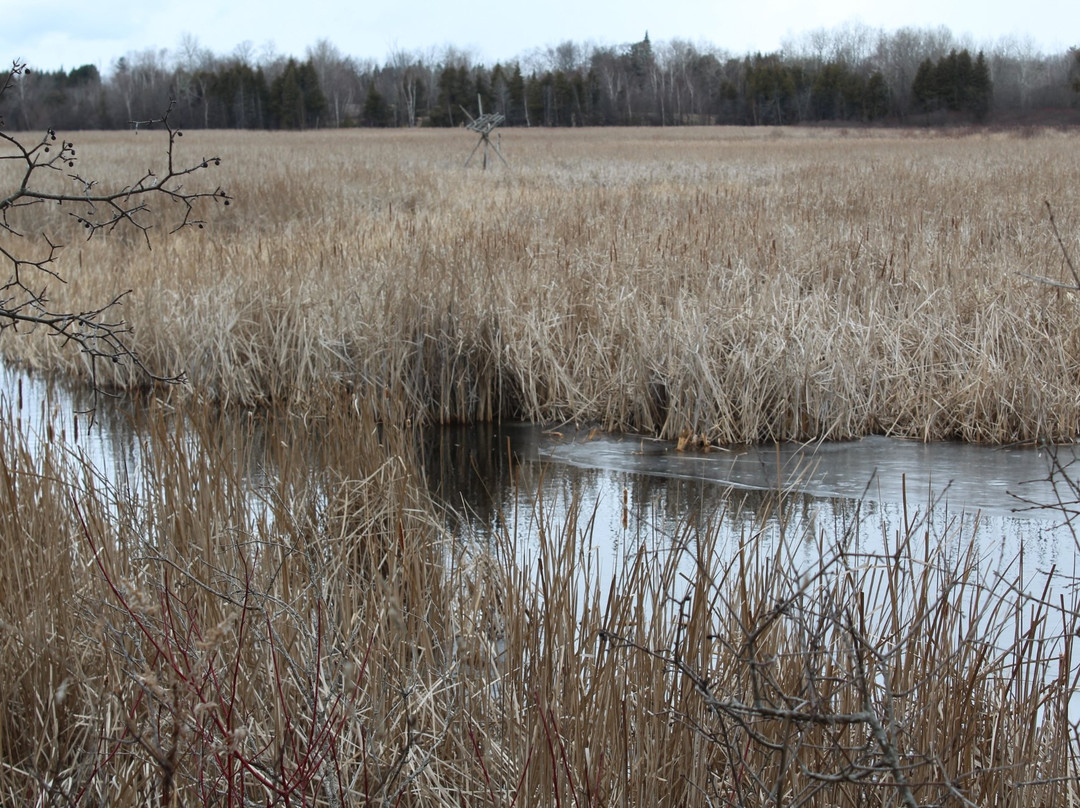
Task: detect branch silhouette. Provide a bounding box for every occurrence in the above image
[0,59,230,393]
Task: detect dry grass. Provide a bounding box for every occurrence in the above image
[3,126,1080,443]
[3,125,1080,805]
[0,396,1076,806]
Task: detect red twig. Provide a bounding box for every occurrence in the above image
[535,692,581,808]
[468,721,499,806]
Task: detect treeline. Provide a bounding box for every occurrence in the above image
[4,25,1079,130]
[913,50,992,119]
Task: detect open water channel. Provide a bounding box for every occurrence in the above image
[7,358,1079,727]
[4,360,1079,597]
[427,421,1080,581]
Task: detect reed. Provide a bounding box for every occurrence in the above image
[3,126,1078,806]
[3,126,1080,443]
[0,397,1075,806]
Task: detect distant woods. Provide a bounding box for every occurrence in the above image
[4,26,1079,130]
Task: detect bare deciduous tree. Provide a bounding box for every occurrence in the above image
[0,60,230,390]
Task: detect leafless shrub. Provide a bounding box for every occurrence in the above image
[598,518,1079,806]
[0,391,1076,806]
[0,60,229,393]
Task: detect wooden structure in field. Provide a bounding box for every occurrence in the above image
[462,97,508,170]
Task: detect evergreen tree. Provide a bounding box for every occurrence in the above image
[210,63,270,128]
[746,54,796,124]
[937,50,960,110]
[67,64,101,85]
[490,63,509,118]
[864,71,890,120]
[428,66,455,126]
[953,49,974,111]
[362,85,390,126]
[551,70,575,125]
[269,58,327,128]
[911,49,992,121]
[524,73,545,126]
[16,64,105,129]
[429,64,475,126]
[839,68,866,120]
[581,69,602,124]
[912,58,937,112]
[473,67,493,116]
[508,64,526,124]
[271,61,304,128]
[297,60,327,126]
[626,32,654,88]
[810,62,846,119]
[969,52,992,120]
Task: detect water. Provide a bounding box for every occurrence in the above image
[425,421,1080,717]
[5,360,1078,588]
[7,361,1078,722]
[0,361,145,487]
[425,421,1078,575]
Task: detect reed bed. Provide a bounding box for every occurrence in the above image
[0,396,1076,806]
[3,126,1080,443]
[4,125,1080,808]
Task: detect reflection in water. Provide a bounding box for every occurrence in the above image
[3,359,1077,589]
[0,361,145,493]
[423,422,1079,583]
[6,360,1077,724]
[0,362,276,515]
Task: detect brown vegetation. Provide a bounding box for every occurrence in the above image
[0,398,1075,806]
[2,126,1080,805]
[0,66,230,389]
[4,126,1080,444]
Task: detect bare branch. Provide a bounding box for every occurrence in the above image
[0,59,229,397]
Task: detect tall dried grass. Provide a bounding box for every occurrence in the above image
[0,397,1076,806]
[4,125,1079,807]
[3,127,1080,443]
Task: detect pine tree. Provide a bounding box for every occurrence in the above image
[938,50,960,111]
[913,57,937,112]
[969,51,992,120]
[953,49,974,112]
[297,60,327,126]
[865,71,890,120]
[271,60,303,128]
[508,64,526,125]
[362,85,390,126]
[627,32,654,87]
[269,58,327,129]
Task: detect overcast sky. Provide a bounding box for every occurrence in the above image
[2,0,1076,75]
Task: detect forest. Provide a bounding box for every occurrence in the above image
[3,24,1079,130]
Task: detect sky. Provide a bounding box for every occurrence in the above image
[2,0,1076,75]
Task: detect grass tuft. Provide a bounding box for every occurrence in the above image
[3,127,1080,443]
